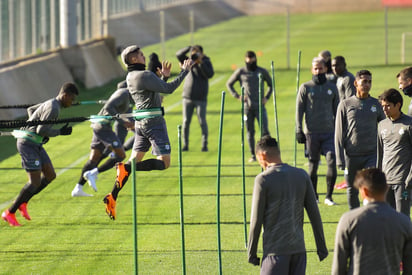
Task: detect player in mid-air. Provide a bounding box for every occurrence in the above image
[102,45,193,220]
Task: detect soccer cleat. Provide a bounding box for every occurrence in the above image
[83,168,98,192]
[324,198,337,206]
[2,210,21,226]
[18,203,31,220]
[71,185,93,197]
[115,162,129,189]
[103,193,116,220]
[248,156,257,163]
[201,146,208,152]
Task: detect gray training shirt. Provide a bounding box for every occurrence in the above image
[23,98,62,138]
[295,79,339,134]
[335,95,385,167]
[377,113,412,187]
[248,163,328,261]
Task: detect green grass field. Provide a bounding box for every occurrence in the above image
[1,8,412,274]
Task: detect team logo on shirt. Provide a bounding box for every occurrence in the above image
[34,160,40,167]
[327,89,332,95]
[113,141,119,147]
[371,105,377,112]
[399,127,405,135]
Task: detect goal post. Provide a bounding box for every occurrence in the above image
[401,32,412,64]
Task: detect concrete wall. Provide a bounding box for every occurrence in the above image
[0,40,124,120]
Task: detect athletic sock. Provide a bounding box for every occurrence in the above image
[135,159,166,171]
[9,183,37,213]
[79,160,97,186]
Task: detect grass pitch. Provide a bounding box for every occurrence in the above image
[1,8,412,274]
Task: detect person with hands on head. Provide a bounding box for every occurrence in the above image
[332,168,412,274]
[2,83,79,226]
[176,45,214,152]
[102,45,193,220]
[226,50,272,162]
[335,70,385,210]
[377,88,412,218]
[296,57,339,205]
[248,135,328,275]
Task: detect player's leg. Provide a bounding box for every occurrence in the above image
[306,133,321,201]
[322,133,337,205]
[196,100,208,151]
[246,107,257,162]
[182,98,195,151]
[72,148,102,196]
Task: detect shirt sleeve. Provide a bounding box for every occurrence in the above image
[331,214,351,275]
[295,84,306,133]
[262,69,273,100]
[226,69,241,99]
[247,175,265,262]
[376,121,383,169]
[143,70,188,95]
[304,174,328,261]
[335,101,346,168]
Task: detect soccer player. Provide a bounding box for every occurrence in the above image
[226,50,272,162]
[377,88,412,217]
[102,45,192,220]
[331,56,356,101]
[2,83,79,226]
[296,57,339,205]
[335,70,385,209]
[332,168,412,274]
[248,135,328,274]
[71,84,134,197]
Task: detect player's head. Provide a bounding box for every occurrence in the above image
[255,135,281,166]
[378,88,403,118]
[148,52,162,75]
[354,168,388,199]
[396,66,412,96]
[58,82,79,108]
[311,57,327,75]
[331,56,346,76]
[354,70,372,96]
[245,51,257,71]
[121,45,144,66]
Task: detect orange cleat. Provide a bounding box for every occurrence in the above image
[115,162,129,189]
[2,210,22,227]
[103,193,116,220]
[18,203,31,220]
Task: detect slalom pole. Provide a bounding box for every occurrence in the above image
[177,125,187,275]
[294,50,302,167]
[216,91,225,275]
[271,61,280,143]
[258,73,263,138]
[241,87,248,248]
[131,160,138,275]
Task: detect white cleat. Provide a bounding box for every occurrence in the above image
[71,184,93,197]
[83,168,98,192]
[324,198,337,206]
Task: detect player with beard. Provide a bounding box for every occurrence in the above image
[397,66,412,115]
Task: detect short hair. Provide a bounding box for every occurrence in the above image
[121,45,140,66]
[59,82,79,96]
[396,66,412,80]
[245,51,256,58]
[378,88,403,109]
[191,45,203,53]
[332,55,346,65]
[356,69,372,79]
[312,56,326,66]
[318,50,331,61]
[255,135,279,155]
[354,168,387,197]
